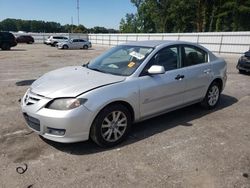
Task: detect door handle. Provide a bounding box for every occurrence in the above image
[203,69,211,74]
[175,74,185,80]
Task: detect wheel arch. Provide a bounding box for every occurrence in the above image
[211,77,223,92]
[96,100,135,123]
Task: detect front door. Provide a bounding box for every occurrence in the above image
[138,46,186,119]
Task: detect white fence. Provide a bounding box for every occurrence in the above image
[88,32,250,54]
[11,32,250,54]
[13,32,88,44]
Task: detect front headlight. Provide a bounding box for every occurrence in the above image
[240,56,248,62]
[46,98,87,110]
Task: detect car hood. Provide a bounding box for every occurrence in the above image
[244,50,250,57]
[30,66,125,98]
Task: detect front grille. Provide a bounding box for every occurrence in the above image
[24,90,44,105]
[242,63,250,68]
[23,113,40,131]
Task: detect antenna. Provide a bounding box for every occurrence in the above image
[77,0,79,26]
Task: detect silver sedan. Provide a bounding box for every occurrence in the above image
[57,38,92,49]
[21,40,227,147]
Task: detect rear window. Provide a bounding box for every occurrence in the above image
[182,45,208,67]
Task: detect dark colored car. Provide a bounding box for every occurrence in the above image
[0,32,17,50]
[237,50,250,73]
[16,35,34,44]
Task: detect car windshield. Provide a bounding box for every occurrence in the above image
[87,45,153,76]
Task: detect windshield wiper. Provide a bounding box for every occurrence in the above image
[82,62,89,68]
[88,67,105,73]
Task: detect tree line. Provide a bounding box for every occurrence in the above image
[0,18,119,33]
[120,0,250,33]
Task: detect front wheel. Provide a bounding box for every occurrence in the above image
[83,45,88,49]
[1,43,10,50]
[62,45,69,49]
[90,104,132,147]
[201,82,221,109]
[239,69,245,74]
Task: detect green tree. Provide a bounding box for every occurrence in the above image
[73,24,87,33]
[120,0,250,33]
[119,13,138,33]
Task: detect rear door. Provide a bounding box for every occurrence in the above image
[79,39,86,48]
[71,39,79,48]
[181,45,213,103]
[138,45,186,118]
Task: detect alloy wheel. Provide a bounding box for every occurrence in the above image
[101,111,127,142]
[207,85,219,106]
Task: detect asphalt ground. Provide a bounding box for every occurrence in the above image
[0,44,249,188]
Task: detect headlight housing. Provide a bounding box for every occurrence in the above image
[240,56,248,62]
[46,98,87,110]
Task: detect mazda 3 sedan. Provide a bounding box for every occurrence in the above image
[57,38,92,49]
[21,40,227,147]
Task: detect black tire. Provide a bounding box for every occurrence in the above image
[63,45,69,49]
[52,42,58,47]
[83,45,88,49]
[201,82,221,109]
[239,69,245,74]
[1,43,10,50]
[90,104,132,147]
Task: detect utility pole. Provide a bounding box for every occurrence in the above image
[77,0,79,26]
[71,16,73,33]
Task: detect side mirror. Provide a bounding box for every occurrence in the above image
[147,65,165,75]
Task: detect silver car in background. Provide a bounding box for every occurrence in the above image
[57,38,92,49]
[21,40,227,147]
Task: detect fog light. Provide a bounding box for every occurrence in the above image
[47,127,65,136]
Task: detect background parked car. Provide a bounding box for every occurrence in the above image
[44,36,68,46]
[57,38,92,49]
[0,32,17,50]
[237,50,250,74]
[16,35,34,44]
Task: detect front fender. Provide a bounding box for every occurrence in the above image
[79,80,140,122]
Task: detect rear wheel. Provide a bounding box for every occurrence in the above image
[201,82,221,109]
[1,43,10,50]
[90,104,132,147]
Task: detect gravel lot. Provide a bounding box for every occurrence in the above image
[0,44,249,188]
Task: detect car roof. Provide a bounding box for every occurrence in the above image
[124,40,197,48]
[18,35,32,37]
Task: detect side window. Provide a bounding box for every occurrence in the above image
[150,46,179,71]
[72,39,78,42]
[182,46,208,67]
